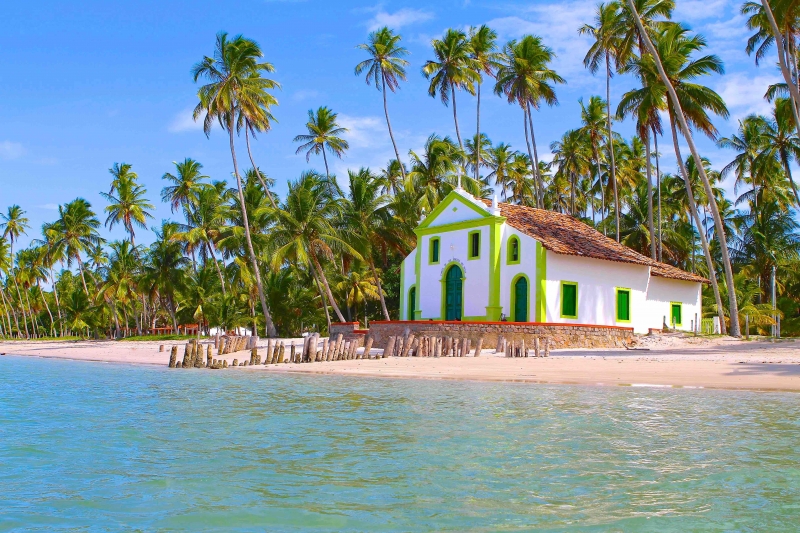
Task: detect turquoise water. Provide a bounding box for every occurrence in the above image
[1,357,799,532]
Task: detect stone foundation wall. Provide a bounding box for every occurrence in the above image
[329,322,367,342]
[363,320,634,350]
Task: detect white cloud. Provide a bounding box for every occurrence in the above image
[37,203,59,210]
[366,8,434,32]
[338,114,389,149]
[715,73,778,119]
[0,141,25,160]
[168,107,205,133]
[291,89,321,102]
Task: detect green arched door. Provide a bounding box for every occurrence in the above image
[444,265,463,320]
[514,277,528,322]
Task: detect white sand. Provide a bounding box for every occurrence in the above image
[2,335,799,392]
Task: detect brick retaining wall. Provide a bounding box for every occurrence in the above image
[349,320,634,350]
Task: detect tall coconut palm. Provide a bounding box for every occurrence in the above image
[51,198,103,295]
[422,29,479,153]
[580,1,623,240]
[293,106,349,179]
[579,96,611,236]
[759,97,800,206]
[0,237,19,337]
[551,129,593,216]
[469,25,499,181]
[495,35,565,207]
[142,223,189,334]
[161,158,208,213]
[0,205,31,337]
[268,172,362,323]
[101,168,154,246]
[355,27,409,180]
[407,134,462,211]
[192,31,277,337]
[625,0,740,335]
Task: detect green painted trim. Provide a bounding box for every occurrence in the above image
[467,230,481,260]
[507,235,521,265]
[428,237,440,265]
[414,247,422,319]
[440,260,465,321]
[407,285,417,320]
[510,273,531,322]
[615,287,632,324]
[399,257,406,318]
[559,280,579,319]
[486,218,503,320]
[670,301,683,327]
[417,190,491,229]
[535,242,547,321]
[463,315,489,321]
[414,216,504,237]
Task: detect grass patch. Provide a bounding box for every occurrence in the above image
[120,334,201,342]
[1,336,82,341]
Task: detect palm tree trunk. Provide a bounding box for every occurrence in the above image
[780,150,800,207]
[37,281,54,336]
[606,56,620,241]
[24,290,37,338]
[369,261,391,321]
[112,300,121,338]
[205,240,227,296]
[12,276,29,338]
[476,80,482,181]
[227,117,277,337]
[644,128,656,259]
[381,73,406,180]
[671,117,727,334]
[526,106,544,208]
[522,107,538,205]
[309,264,332,333]
[591,141,606,236]
[310,252,346,323]
[0,285,15,336]
[50,268,63,337]
[322,149,331,180]
[628,0,740,336]
[167,295,179,334]
[654,127,663,262]
[451,86,464,152]
[244,126,278,209]
[77,257,89,295]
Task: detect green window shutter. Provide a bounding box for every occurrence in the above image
[431,239,439,263]
[470,232,480,258]
[617,290,630,321]
[511,239,519,262]
[409,288,416,320]
[561,283,577,318]
[671,303,682,326]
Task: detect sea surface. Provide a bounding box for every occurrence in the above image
[1,356,799,532]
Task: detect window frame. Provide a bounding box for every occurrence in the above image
[429,237,440,265]
[560,281,579,319]
[507,236,520,265]
[467,230,481,260]
[408,286,416,320]
[670,302,683,327]
[615,287,632,323]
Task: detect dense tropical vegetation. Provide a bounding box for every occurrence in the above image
[1,0,799,339]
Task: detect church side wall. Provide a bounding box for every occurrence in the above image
[644,276,703,332]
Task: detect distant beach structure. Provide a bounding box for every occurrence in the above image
[400,188,707,334]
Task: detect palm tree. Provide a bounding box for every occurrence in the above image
[579,96,611,236]
[0,237,20,337]
[551,129,593,216]
[51,198,103,295]
[142,223,189,334]
[495,35,565,207]
[293,106,349,179]
[469,25,500,181]
[423,28,479,153]
[101,166,154,246]
[268,172,361,323]
[580,1,623,240]
[192,31,277,337]
[0,205,31,337]
[407,134,462,211]
[759,98,800,206]
[355,27,409,180]
[624,0,740,335]
[161,158,208,213]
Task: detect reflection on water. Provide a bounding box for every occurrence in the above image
[1,355,799,531]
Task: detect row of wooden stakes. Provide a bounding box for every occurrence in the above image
[497,336,552,358]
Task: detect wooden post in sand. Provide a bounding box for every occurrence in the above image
[384,336,396,359]
[363,336,374,359]
[473,337,483,357]
[543,338,551,357]
[159,345,164,352]
[206,344,213,367]
[289,343,296,363]
[168,346,177,368]
[214,331,220,349]
[400,334,416,357]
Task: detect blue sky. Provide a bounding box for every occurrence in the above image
[0,0,782,249]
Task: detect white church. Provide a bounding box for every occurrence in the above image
[399,189,707,334]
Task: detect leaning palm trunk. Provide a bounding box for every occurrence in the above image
[24,290,37,338]
[76,257,89,295]
[381,73,406,180]
[369,261,391,321]
[50,268,63,337]
[310,263,332,333]
[627,0,740,335]
[205,240,226,296]
[522,108,539,205]
[671,118,727,334]
[475,80,482,181]
[37,281,55,336]
[310,252,346,323]
[0,286,16,336]
[526,106,544,208]
[654,128,662,262]
[644,129,656,259]
[451,86,464,151]
[244,127,278,209]
[606,56,620,241]
[227,116,277,337]
[591,141,606,236]
[12,278,30,338]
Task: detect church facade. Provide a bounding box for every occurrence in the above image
[399,189,707,335]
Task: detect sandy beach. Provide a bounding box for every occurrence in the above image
[2,335,800,392]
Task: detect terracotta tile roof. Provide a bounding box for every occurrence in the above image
[482,199,709,284]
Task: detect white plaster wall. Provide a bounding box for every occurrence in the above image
[498,226,538,320]
[417,226,491,319]
[644,276,703,332]
[544,254,652,333]
[399,249,417,320]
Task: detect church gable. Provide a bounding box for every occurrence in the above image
[418,190,492,230]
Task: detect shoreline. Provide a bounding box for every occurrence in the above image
[2,337,800,392]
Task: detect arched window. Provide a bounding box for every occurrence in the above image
[508,236,520,264]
